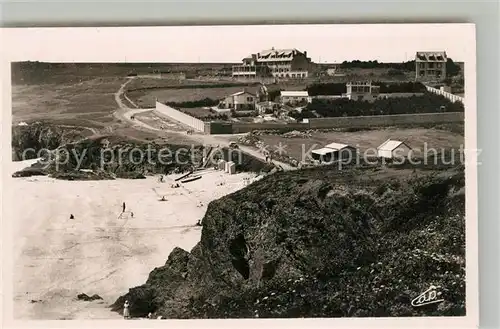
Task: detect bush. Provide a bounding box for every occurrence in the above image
[305,92,464,118]
[166,97,219,108]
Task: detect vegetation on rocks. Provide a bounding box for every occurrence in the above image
[11,122,91,161]
[112,162,465,318]
[166,97,219,108]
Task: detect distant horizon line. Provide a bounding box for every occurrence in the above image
[12,59,465,65]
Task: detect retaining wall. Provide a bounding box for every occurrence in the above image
[155,101,205,132]
[231,122,309,134]
[203,112,464,134]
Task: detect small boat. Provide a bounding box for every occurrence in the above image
[180,175,201,183]
[175,170,194,182]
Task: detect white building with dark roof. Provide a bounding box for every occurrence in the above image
[415,51,447,81]
[232,47,313,79]
[377,139,412,159]
[219,90,256,111]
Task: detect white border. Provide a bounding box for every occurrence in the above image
[0,24,478,329]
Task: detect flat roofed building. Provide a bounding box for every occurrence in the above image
[344,81,380,102]
[377,139,412,159]
[280,90,311,105]
[415,51,447,81]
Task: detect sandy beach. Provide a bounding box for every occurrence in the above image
[11,159,257,319]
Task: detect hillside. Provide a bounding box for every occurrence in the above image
[12,123,271,180]
[111,162,466,318]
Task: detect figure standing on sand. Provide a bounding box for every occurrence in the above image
[123,300,130,319]
[122,202,126,213]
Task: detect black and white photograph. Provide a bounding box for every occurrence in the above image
[1,23,478,328]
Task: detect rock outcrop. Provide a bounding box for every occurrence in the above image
[112,163,466,318]
[11,122,90,161]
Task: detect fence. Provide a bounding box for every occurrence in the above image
[155,101,205,132]
[425,85,464,103]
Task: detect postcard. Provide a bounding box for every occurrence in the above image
[0,23,478,329]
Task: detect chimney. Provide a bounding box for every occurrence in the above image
[304,51,307,58]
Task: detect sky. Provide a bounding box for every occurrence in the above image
[2,24,473,63]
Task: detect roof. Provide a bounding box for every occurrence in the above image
[311,147,337,155]
[377,139,410,151]
[230,90,256,97]
[254,48,306,62]
[324,142,351,151]
[415,51,447,62]
[280,91,309,97]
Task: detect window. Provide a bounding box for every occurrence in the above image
[291,74,296,78]
[247,97,253,102]
[419,70,425,76]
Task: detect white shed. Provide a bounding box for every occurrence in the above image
[377,139,412,159]
[311,142,357,163]
[225,161,236,174]
[217,159,227,170]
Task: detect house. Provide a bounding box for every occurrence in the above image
[343,81,380,102]
[219,90,256,111]
[377,139,412,159]
[311,142,357,163]
[415,51,447,81]
[232,47,314,79]
[256,101,280,115]
[280,91,311,105]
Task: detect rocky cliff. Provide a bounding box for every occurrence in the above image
[112,162,466,318]
[11,122,91,161]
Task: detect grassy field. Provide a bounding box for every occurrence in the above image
[11,77,124,128]
[178,107,215,119]
[128,85,260,108]
[252,127,465,163]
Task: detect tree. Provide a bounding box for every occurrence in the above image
[446,58,461,77]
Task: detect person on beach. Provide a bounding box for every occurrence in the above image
[123,300,130,319]
[122,202,126,213]
[131,212,134,218]
[69,214,74,219]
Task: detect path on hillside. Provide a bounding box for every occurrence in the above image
[113,78,160,131]
[113,78,295,171]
